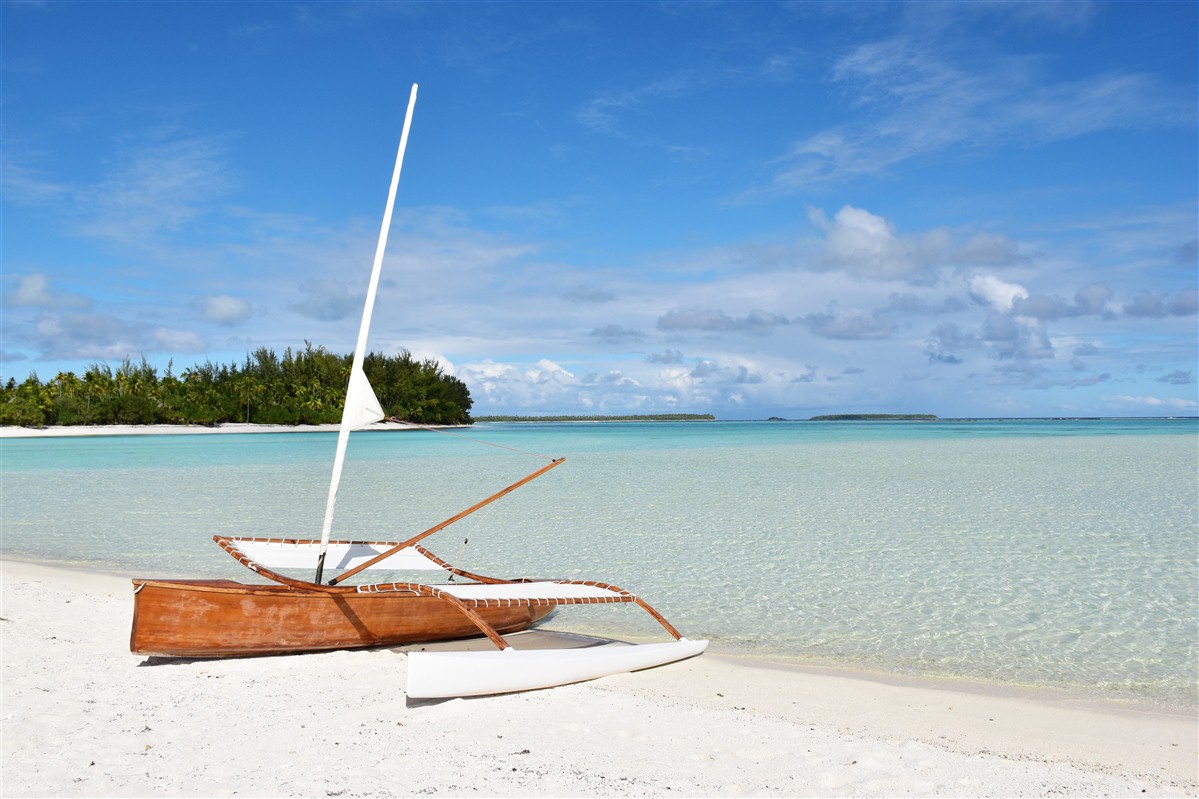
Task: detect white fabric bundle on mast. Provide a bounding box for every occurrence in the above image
[345,365,385,430]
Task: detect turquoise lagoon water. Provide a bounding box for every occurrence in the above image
[2,419,1196,709]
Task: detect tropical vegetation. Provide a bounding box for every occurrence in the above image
[0,344,472,428]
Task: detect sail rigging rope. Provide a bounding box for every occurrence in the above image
[383,418,557,462]
[446,487,503,581]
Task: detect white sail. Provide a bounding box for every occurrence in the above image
[345,364,385,430]
[316,83,419,582]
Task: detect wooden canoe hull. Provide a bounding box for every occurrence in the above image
[130,579,553,658]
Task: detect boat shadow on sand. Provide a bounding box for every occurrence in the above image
[136,627,639,705]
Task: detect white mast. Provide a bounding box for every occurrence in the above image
[315,83,418,584]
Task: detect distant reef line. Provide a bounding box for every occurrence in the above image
[801,414,939,421]
[474,413,716,422]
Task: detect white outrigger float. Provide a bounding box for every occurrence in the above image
[129,84,708,698]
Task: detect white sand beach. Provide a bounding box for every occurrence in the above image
[0,422,426,438]
[1,559,1195,798]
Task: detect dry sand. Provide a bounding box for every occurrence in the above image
[0,422,418,438]
[1,559,1195,798]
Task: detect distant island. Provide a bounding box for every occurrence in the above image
[474,413,716,422]
[808,414,939,421]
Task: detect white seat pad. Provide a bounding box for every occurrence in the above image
[437,581,628,602]
[230,539,443,571]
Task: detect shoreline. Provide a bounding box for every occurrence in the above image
[4,553,1195,717]
[0,421,445,439]
[4,416,1196,440]
[2,558,1196,796]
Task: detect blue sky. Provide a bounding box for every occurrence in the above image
[3,1,1196,419]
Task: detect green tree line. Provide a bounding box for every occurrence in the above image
[1,344,472,428]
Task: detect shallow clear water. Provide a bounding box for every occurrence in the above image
[3,419,1196,708]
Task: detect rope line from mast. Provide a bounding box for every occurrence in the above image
[383,417,557,461]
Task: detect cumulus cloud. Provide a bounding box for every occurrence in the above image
[201,294,251,326]
[29,311,204,361]
[1067,372,1111,388]
[955,233,1023,265]
[1103,395,1198,412]
[804,206,1022,283]
[657,307,788,336]
[152,327,206,353]
[809,205,947,281]
[590,324,644,343]
[525,359,575,385]
[646,349,685,364]
[968,274,1029,312]
[735,366,763,384]
[980,314,1053,359]
[1157,370,1194,385]
[925,321,979,364]
[678,357,770,389]
[291,280,363,322]
[801,305,893,340]
[885,292,967,315]
[3,273,90,310]
[1122,289,1199,318]
[589,370,639,387]
[1012,283,1114,320]
[1074,283,1115,315]
[456,357,580,410]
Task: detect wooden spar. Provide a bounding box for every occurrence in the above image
[316,83,419,584]
[326,457,565,585]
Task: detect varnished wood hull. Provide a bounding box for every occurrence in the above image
[130,579,553,658]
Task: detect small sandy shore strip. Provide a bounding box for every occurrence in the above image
[0,421,437,438]
[2,560,1195,798]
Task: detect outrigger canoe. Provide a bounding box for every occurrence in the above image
[128,83,706,697]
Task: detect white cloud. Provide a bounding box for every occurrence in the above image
[291,280,363,322]
[1120,289,1199,318]
[969,274,1029,312]
[29,312,206,361]
[590,324,644,343]
[805,206,1019,283]
[1102,395,1198,412]
[6,273,56,307]
[77,135,236,247]
[755,27,1194,195]
[201,294,251,326]
[1,162,70,206]
[657,308,788,336]
[801,304,893,340]
[3,273,90,310]
[152,327,206,353]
